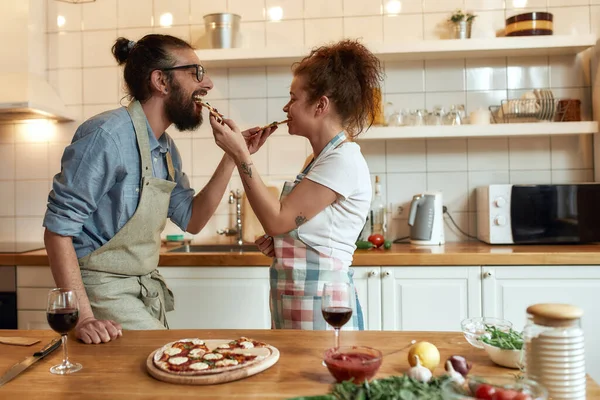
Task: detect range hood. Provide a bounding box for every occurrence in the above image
[0,72,74,122]
[0,0,74,122]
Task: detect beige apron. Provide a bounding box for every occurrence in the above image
[78,100,176,330]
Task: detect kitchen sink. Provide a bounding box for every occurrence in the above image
[166,244,260,253]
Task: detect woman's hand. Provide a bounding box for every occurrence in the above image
[255,235,275,257]
[210,115,249,162]
[243,125,277,155]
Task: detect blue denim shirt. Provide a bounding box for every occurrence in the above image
[43,106,195,259]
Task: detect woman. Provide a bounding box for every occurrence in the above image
[210,40,384,330]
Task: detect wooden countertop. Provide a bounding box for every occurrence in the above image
[1,330,598,399]
[5,242,600,267]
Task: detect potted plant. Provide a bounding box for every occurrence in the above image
[448,10,476,39]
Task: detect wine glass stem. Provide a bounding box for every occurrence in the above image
[334,328,340,349]
[61,334,69,365]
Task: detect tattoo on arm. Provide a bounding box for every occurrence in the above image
[240,162,253,178]
[295,215,307,227]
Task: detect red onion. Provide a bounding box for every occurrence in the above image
[445,355,472,377]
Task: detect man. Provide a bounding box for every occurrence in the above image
[43,34,275,344]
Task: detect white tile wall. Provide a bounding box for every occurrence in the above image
[2,0,596,245]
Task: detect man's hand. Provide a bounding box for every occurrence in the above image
[255,235,275,257]
[76,317,123,344]
[242,125,277,155]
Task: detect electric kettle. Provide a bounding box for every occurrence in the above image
[407,192,445,245]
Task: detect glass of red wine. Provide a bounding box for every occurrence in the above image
[321,282,353,349]
[46,288,82,375]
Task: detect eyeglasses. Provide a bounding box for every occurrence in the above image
[160,64,205,83]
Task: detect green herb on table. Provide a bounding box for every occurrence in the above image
[480,324,524,350]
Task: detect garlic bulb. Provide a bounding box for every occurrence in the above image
[445,360,465,384]
[407,355,432,383]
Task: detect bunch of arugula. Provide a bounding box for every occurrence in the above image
[288,375,452,400]
[480,324,524,350]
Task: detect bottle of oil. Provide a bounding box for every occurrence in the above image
[370,176,387,237]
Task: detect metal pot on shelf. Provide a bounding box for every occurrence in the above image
[203,13,241,49]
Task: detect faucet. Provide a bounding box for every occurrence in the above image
[217,189,243,246]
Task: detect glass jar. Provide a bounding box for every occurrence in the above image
[523,304,586,400]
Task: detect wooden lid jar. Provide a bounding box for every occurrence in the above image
[526,303,584,328]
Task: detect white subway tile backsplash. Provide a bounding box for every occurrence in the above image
[550,54,588,88]
[505,1,546,10]
[383,14,425,42]
[386,139,427,172]
[266,0,305,20]
[0,218,16,243]
[464,0,505,10]
[509,136,551,170]
[385,61,425,94]
[343,0,383,16]
[468,170,510,211]
[228,68,267,99]
[427,171,469,212]
[444,212,471,242]
[551,169,594,183]
[46,0,82,32]
[466,58,507,91]
[422,0,464,13]
[425,60,465,92]
[426,139,468,172]
[192,138,225,177]
[229,0,266,21]
[266,20,305,47]
[82,0,117,30]
[267,98,289,136]
[592,6,600,37]
[384,93,426,111]
[154,0,190,26]
[386,172,428,216]
[83,67,119,105]
[83,31,118,68]
[16,144,48,180]
[268,136,308,175]
[386,0,423,14]
[467,138,509,171]
[153,26,190,42]
[48,32,82,69]
[304,18,344,46]
[550,135,593,170]
[507,56,550,90]
[83,105,115,121]
[425,91,467,112]
[469,10,505,39]
[510,169,552,184]
[344,16,384,43]
[48,143,65,180]
[240,22,267,48]
[304,0,344,18]
[0,145,16,180]
[204,69,229,100]
[465,90,507,114]
[549,6,591,35]
[0,182,15,217]
[16,217,45,243]
[267,67,292,98]
[359,141,386,173]
[48,69,83,106]
[16,181,49,217]
[548,0,588,6]
[117,27,151,42]
[117,0,153,28]
[0,125,15,144]
[229,99,268,129]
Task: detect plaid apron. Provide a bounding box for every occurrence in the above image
[269,131,364,330]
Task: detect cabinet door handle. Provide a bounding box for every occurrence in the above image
[483,271,493,279]
[383,270,391,277]
[368,270,378,277]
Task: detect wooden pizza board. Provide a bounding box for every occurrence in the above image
[146,341,280,385]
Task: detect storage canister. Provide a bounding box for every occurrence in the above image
[203,13,241,49]
[505,12,553,36]
[523,303,586,400]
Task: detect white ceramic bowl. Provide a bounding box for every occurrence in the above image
[461,317,513,349]
[482,342,522,369]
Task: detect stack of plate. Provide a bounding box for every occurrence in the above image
[525,327,586,400]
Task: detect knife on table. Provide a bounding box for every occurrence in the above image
[0,337,62,387]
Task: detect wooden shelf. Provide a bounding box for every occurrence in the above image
[195,34,597,68]
[358,121,599,140]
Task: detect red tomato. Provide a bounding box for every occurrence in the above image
[492,389,520,400]
[368,234,384,248]
[512,393,532,400]
[475,384,496,400]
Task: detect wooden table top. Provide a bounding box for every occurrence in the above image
[1,330,598,399]
[5,242,600,266]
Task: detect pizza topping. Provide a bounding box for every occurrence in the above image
[203,352,224,360]
[239,341,254,349]
[218,343,231,349]
[188,348,206,358]
[215,359,239,367]
[164,347,183,356]
[167,357,189,365]
[189,362,210,371]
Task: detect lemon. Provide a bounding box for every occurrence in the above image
[407,341,440,371]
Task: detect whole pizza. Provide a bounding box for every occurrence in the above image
[153,337,271,375]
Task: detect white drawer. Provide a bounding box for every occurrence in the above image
[17,266,56,287]
[17,287,53,310]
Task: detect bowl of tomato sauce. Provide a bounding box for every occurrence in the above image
[441,375,548,400]
[323,346,382,384]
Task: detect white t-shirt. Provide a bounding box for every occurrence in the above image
[298,141,372,265]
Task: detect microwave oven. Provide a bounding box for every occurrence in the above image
[476,184,600,244]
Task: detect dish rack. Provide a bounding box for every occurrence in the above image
[489,98,579,123]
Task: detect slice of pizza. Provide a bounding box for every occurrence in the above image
[214,337,267,352]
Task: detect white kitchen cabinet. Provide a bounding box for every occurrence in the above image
[481,265,600,382]
[160,267,271,330]
[381,266,482,332]
[352,267,382,331]
[16,266,55,330]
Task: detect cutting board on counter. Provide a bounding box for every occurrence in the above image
[146,340,280,385]
[242,185,280,243]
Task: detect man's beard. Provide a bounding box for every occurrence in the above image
[164,80,203,131]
